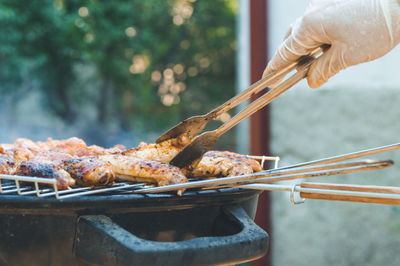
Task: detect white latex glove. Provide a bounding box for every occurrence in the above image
[263,0,400,88]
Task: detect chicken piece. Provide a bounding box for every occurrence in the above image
[99,154,188,188]
[13,138,74,162]
[28,151,73,164]
[14,138,41,151]
[0,156,17,175]
[1,155,75,190]
[37,137,125,157]
[122,133,191,163]
[73,144,126,157]
[0,144,14,158]
[16,160,76,189]
[5,139,76,189]
[13,138,42,161]
[13,147,35,162]
[189,151,262,178]
[204,151,262,172]
[37,137,87,154]
[62,157,115,186]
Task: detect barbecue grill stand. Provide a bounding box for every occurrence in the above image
[74,205,268,266]
[0,156,276,265]
[0,188,268,266]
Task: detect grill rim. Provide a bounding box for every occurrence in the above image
[0,187,262,215]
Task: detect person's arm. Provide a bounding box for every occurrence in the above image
[263,0,400,88]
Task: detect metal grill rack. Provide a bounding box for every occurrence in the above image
[0,155,280,200]
[0,176,153,199]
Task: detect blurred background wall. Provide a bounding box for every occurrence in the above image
[267,1,400,265]
[0,0,238,150]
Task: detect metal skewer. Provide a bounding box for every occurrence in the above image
[134,159,392,194]
[205,160,393,189]
[279,142,400,170]
[240,182,400,205]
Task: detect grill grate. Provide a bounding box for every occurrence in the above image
[0,155,279,200]
[0,176,154,199]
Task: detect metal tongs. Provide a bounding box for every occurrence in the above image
[161,45,330,168]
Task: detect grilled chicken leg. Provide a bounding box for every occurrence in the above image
[189,151,262,178]
[62,157,115,187]
[16,160,76,189]
[99,154,188,194]
[122,133,191,163]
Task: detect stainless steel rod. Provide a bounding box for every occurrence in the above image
[209,161,392,188]
[0,174,57,185]
[57,183,147,199]
[240,183,400,201]
[135,160,391,194]
[280,142,400,170]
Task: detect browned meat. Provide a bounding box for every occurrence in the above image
[122,133,191,163]
[16,160,76,189]
[62,157,115,186]
[203,151,262,172]
[14,138,41,151]
[36,137,87,154]
[24,151,73,165]
[0,144,14,158]
[73,144,126,157]
[13,138,43,161]
[3,136,262,192]
[13,147,35,162]
[189,151,262,178]
[7,137,125,189]
[0,156,17,175]
[99,154,188,187]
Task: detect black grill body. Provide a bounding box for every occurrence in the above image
[0,188,268,266]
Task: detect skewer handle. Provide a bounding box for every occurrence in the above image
[300,182,400,205]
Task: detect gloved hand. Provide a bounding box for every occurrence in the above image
[263,0,400,88]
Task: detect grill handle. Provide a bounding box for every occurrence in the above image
[73,205,268,266]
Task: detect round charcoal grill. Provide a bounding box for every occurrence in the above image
[0,178,268,266]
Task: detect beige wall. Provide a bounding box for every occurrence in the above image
[266,1,400,265]
[270,88,400,266]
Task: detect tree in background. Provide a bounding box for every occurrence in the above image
[0,0,237,146]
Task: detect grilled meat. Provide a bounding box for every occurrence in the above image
[38,137,125,157]
[122,135,261,180]
[16,160,76,189]
[37,137,87,154]
[2,136,262,193]
[62,157,115,186]
[204,151,262,172]
[72,144,126,157]
[1,154,76,189]
[13,138,42,161]
[0,156,17,175]
[99,154,188,187]
[0,144,14,158]
[189,151,261,178]
[13,137,125,158]
[122,133,191,163]
[122,136,262,179]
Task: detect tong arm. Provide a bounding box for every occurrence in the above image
[207,46,323,119]
[156,46,324,143]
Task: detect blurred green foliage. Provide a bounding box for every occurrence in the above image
[0,0,237,135]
